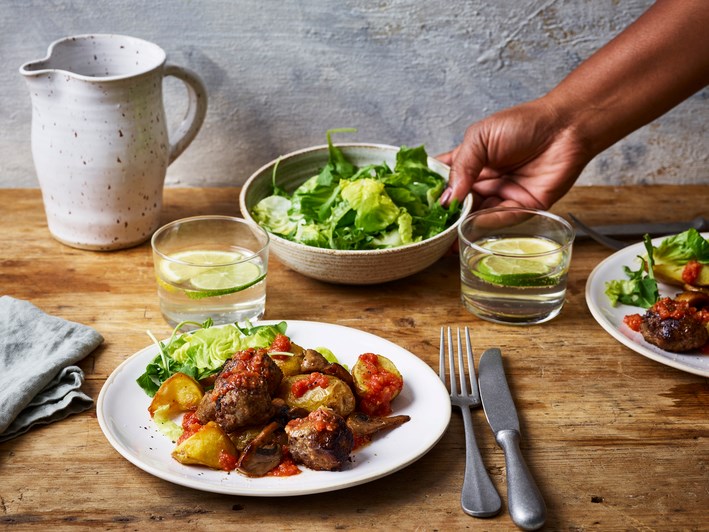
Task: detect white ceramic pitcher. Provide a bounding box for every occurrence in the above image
[20,34,208,250]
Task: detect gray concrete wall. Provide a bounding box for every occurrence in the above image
[2,0,707,189]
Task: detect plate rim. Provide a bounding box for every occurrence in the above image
[585,233,709,377]
[96,319,451,496]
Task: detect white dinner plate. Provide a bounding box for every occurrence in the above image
[96,320,451,496]
[586,234,709,377]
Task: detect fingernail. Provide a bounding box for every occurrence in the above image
[440,188,452,205]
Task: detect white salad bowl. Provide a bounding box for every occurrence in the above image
[239,143,473,285]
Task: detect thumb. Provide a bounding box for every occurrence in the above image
[435,150,453,166]
[447,128,487,203]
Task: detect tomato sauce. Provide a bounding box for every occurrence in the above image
[218,348,281,393]
[357,353,403,416]
[218,450,238,471]
[269,333,292,353]
[223,371,265,391]
[682,260,702,285]
[653,297,691,320]
[352,433,371,451]
[291,372,330,398]
[178,411,204,445]
[267,452,301,477]
[697,308,709,325]
[623,313,643,332]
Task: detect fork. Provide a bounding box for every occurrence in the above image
[439,327,502,518]
[568,213,629,250]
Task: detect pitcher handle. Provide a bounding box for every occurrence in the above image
[163,64,208,165]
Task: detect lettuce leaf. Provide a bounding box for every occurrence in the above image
[251,195,296,236]
[605,235,659,308]
[136,320,287,397]
[340,178,400,233]
[653,228,709,265]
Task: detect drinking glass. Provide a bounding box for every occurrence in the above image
[151,216,269,327]
[458,207,574,325]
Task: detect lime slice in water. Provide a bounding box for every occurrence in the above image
[190,262,262,291]
[160,250,264,299]
[472,236,563,287]
[160,250,244,283]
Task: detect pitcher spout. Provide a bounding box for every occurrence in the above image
[19,59,53,80]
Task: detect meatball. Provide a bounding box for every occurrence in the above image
[195,388,218,423]
[215,374,276,432]
[237,421,287,477]
[285,406,354,471]
[640,298,708,352]
[218,348,283,395]
[196,348,284,431]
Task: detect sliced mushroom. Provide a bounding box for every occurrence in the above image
[298,349,355,390]
[301,349,329,372]
[322,362,355,389]
[346,411,411,438]
[236,421,286,477]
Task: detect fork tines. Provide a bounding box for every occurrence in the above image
[440,326,480,405]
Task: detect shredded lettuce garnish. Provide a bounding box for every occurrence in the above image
[151,404,184,440]
[251,129,461,250]
[136,319,288,397]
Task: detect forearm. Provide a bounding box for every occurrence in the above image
[545,0,709,158]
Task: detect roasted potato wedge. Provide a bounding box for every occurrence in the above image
[279,373,355,417]
[148,372,204,417]
[675,290,709,309]
[351,353,403,416]
[653,261,709,288]
[172,421,237,470]
[269,353,305,377]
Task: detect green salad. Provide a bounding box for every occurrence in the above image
[251,129,462,250]
[605,229,709,308]
[136,319,288,396]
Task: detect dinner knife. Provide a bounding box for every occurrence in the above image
[478,348,546,531]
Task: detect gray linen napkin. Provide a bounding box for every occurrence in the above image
[0,296,103,442]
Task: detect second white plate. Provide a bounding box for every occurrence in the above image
[586,234,709,377]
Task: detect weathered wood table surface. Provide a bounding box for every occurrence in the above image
[1,185,707,531]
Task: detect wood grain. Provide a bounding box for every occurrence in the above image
[1,185,707,531]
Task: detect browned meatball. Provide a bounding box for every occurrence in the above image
[195,388,218,424]
[641,311,708,352]
[285,406,354,471]
[640,297,708,352]
[218,348,283,395]
[197,348,284,431]
[215,374,276,432]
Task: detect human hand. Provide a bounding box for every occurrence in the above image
[439,98,591,211]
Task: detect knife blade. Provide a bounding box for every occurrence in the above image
[478,348,546,531]
[573,216,708,239]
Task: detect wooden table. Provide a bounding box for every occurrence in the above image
[1,185,707,531]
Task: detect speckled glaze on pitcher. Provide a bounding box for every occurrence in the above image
[20,34,207,250]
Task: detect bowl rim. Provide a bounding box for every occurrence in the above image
[239,143,473,256]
